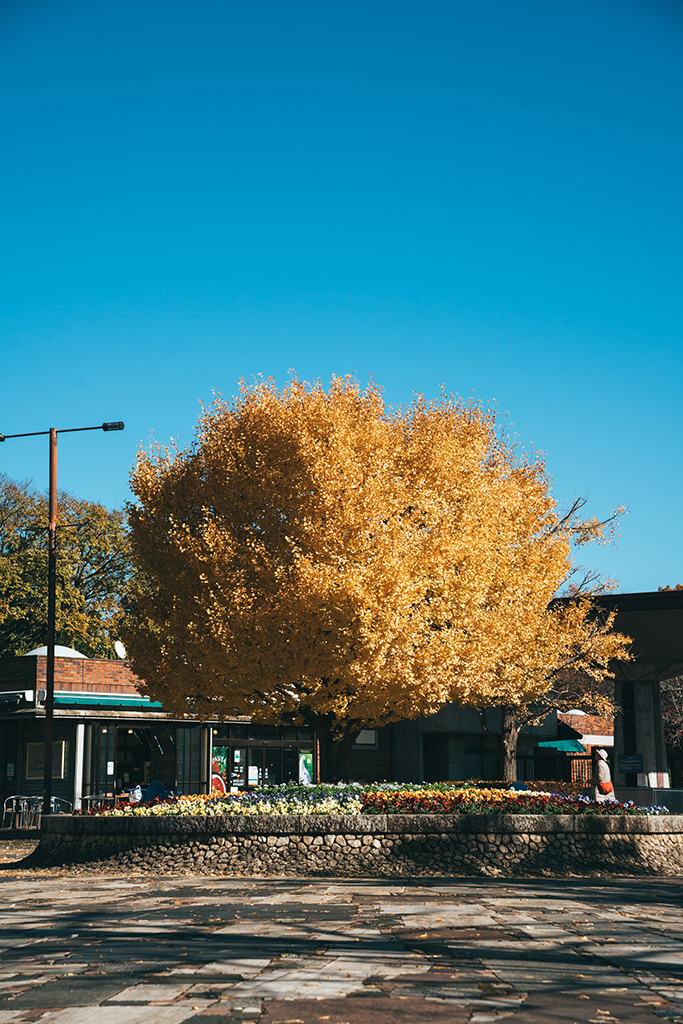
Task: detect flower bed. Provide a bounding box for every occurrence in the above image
[74,782,669,818]
[77,786,363,817]
[360,787,667,815]
[467,779,590,798]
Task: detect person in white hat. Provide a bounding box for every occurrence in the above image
[594,748,617,803]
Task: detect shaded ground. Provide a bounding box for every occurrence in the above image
[0,836,682,1023]
[0,835,38,864]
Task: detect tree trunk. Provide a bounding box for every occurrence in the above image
[500,705,521,781]
[315,725,360,783]
[480,705,521,781]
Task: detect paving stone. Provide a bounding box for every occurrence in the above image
[0,976,131,1008]
[2,852,683,1022]
[508,989,663,1023]
[195,960,272,977]
[261,995,469,1022]
[31,1008,202,1024]
[108,983,193,1002]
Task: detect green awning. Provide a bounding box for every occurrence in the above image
[537,739,587,753]
[54,695,163,708]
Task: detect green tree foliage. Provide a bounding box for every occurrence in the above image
[0,473,131,658]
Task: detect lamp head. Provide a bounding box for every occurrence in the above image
[102,422,125,432]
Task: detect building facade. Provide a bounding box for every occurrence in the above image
[4,587,680,804]
[0,650,316,809]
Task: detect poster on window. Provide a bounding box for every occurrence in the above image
[211,746,228,793]
[25,741,66,780]
[299,750,313,785]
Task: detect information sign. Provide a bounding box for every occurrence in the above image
[618,754,643,773]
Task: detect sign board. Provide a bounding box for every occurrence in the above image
[299,750,313,785]
[25,741,66,780]
[6,763,14,779]
[618,754,644,773]
[212,746,228,778]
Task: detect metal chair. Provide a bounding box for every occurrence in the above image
[50,797,72,814]
[27,796,43,829]
[27,795,74,827]
[2,795,30,829]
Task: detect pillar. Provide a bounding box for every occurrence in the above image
[73,722,85,809]
[614,679,669,789]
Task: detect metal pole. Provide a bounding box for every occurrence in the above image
[43,428,57,817]
[0,420,124,818]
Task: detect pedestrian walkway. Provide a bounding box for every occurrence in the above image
[0,855,682,1023]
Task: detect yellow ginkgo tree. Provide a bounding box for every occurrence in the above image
[122,376,630,781]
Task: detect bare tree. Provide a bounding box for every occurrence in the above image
[661,676,683,750]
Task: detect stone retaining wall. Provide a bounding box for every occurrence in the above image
[24,813,683,876]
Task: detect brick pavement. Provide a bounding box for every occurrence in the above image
[1,840,682,1023]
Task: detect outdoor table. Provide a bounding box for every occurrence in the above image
[81,794,116,810]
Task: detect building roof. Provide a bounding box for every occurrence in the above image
[553,590,683,684]
[54,693,162,709]
[23,646,87,659]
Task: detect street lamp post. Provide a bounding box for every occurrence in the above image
[0,421,124,815]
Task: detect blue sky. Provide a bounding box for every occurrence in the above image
[1,0,681,592]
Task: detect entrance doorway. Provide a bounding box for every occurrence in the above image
[211,725,315,791]
[83,723,177,799]
[423,732,450,782]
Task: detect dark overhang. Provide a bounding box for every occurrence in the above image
[553,590,683,684]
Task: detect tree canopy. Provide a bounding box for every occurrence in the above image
[0,473,131,658]
[123,377,630,779]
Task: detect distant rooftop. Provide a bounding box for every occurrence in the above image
[23,645,87,659]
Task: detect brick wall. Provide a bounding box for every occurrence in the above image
[558,713,614,740]
[0,657,37,690]
[0,656,144,695]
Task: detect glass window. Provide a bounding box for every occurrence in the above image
[264,748,281,786]
[230,746,247,789]
[87,724,116,796]
[176,726,202,794]
[116,728,150,791]
[248,724,278,741]
[247,747,263,786]
[283,746,298,783]
[464,738,498,781]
